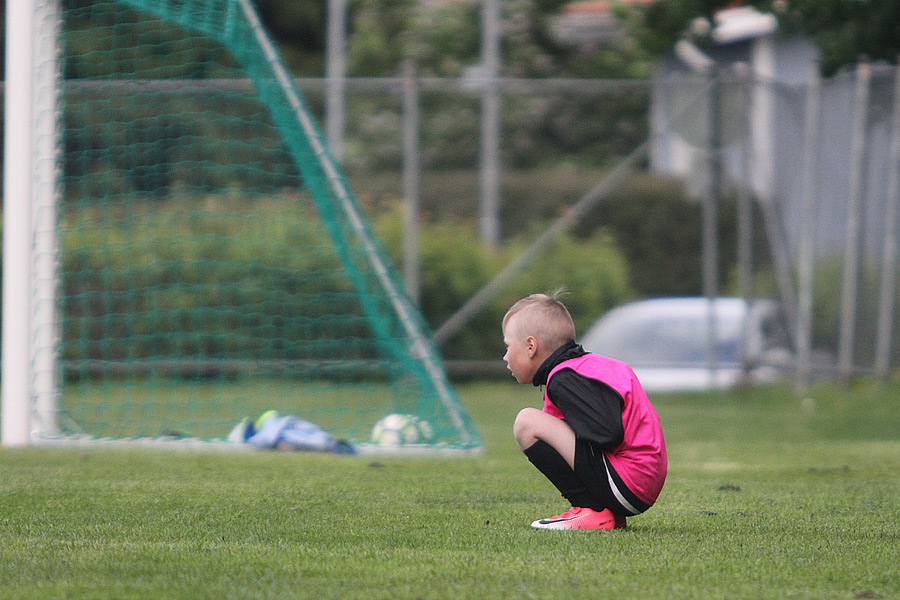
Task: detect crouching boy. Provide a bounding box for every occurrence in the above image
[502,293,667,530]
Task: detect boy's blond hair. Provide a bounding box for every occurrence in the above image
[502,292,576,351]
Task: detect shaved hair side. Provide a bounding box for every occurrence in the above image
[503,292,576,352]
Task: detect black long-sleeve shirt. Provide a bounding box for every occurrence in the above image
[532,341,625,450]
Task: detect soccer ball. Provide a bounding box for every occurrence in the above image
[370,413,432,446]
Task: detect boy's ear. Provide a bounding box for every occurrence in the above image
[526,335,538,358]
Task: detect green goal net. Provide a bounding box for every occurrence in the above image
[11,0,480,452]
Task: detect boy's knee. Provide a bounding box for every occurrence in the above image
[513,407,542,448]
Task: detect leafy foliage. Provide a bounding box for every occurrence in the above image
[623,0,900,76]
[60,199,369,366]
[343,0,651,79]
[783,0,900,74]
[374,203,633,359]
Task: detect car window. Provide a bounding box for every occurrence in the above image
[584,311,745,366]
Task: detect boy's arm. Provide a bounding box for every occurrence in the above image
[547,369,625,449]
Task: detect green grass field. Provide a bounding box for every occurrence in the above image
[2,379,899,599]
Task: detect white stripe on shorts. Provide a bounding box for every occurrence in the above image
[603,455,641,516]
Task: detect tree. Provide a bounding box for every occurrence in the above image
[344,0,650,79]
[622,0,900,76]
[784,0,900,74]
[251,0,329,76]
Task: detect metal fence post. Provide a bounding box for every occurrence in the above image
[838,60,871,380]
[795,59,821,391]
[402,58,422,306]
[874,61,900,376]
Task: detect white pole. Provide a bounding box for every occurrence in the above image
[32,0,61,437]
[737,64,755,377]
[2,0,36,446]
[736,64,753,307]
[838,60,871,380]
[795,60,821,391]
[325,0,347,161]
[749,36,775,202]
[703,67,720,380]
[874,62,900,376]
[402,59,421,305]
[479,0,501,247]
[750,35,798,341]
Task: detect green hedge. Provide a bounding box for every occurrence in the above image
[47,195,634,365]
[3,193,899,370]
[374,204,633,359]
[59,199,370,367]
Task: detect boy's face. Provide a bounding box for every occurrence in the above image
[502,312,538,384]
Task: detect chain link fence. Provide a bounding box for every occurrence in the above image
[307,46,900,384]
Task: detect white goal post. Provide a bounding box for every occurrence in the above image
[2,0,61,446]
[2,0,481,452]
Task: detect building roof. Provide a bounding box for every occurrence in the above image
[551,0,656,46]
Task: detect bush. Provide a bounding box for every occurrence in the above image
[53,195,629,366]
[59,198,368,367]
[374,204,633,359]
[356,168,765,301]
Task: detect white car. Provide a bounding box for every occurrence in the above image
[580,297,793,393]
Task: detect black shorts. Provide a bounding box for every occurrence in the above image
[574,439,651,516]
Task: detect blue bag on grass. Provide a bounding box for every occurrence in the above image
[228,411,355,454]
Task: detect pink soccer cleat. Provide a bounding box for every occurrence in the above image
[531,507,627,531]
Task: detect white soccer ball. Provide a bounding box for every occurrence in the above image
[370,413,432,446]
